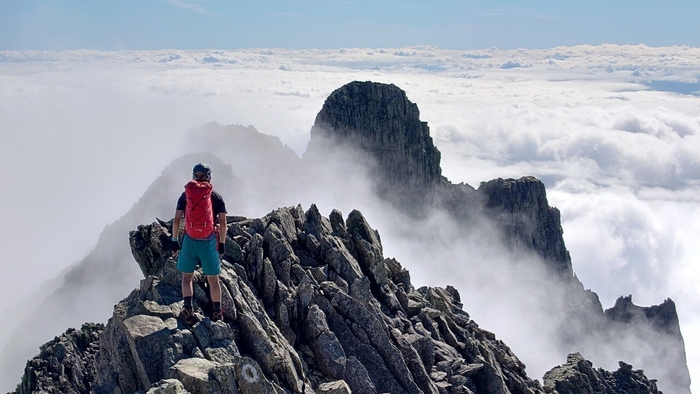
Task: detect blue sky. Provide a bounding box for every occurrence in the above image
[1,0,699,50]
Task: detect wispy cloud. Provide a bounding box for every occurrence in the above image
[263,12,305,17]
[307,0,437,11]
[484,5,566,20]
[164,0,218,16]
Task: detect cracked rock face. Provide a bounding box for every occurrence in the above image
[307,81,443,196]
[12,323,104,394]
[13,206,664,394]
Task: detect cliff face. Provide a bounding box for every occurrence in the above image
[13,207,663,394]
[477,177,572,278]
[305,81,447,215]
[307,81,443,192]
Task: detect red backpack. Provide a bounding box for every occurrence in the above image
[184,180,214,239]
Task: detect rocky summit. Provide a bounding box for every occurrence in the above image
[13,206,663,394]
[306,81,443,202]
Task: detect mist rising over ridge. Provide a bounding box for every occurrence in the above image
[6,80,691,393]
[305,81,574,275]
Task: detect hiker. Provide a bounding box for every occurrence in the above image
[171,163,227,324]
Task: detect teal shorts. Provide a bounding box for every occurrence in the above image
[177,234,221,276]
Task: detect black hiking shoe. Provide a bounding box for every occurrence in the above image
[179,307,199,326]
[211,309,223,322]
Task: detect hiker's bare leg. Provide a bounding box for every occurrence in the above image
[207,275,221,303]
[182,273,194,298]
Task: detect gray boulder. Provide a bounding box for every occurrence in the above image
[147,379,191,394]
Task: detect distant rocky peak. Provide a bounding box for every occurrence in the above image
[477,176,573,278]
[305,81,443,195]
[606,295,682,336]
[603,295,691,393]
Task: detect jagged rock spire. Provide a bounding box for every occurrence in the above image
[604,295,691,392]
[478,176,573,278]
[305,81,443,207]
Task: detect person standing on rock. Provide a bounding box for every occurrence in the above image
[171,163,227,324]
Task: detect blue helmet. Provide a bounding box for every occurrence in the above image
[192,163,211,181]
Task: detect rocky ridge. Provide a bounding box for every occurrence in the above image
[13,206,662,394]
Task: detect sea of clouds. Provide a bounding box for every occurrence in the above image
[1,44,698,391]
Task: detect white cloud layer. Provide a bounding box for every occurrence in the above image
[1,44,699,391]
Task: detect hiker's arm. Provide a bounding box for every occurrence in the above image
[173,210,184,239]
[218,212,227,243]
